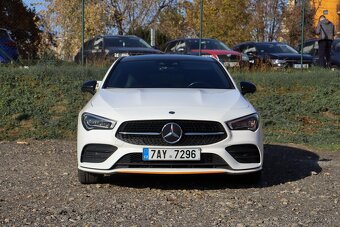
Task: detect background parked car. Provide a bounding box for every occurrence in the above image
[163,38,249,68]
[0,28,19,64]
[233,42,313,69]
[74,35,162,64]
[296,38,340,69]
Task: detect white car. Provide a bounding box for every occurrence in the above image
[77,54,263,184]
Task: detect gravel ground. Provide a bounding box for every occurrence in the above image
[0,140,339,226]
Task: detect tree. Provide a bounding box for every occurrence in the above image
[281,0,316,47]
[0,0,41,59]
[42,0,177,60]
[43,0,106,60]
[184,0,251,46]
[128,26,171,49]
[157,3,192,40]
[247,0,286,42]
[105,0,177,35]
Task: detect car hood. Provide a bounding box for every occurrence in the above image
[86,88,254,121]
[191,49,241,56]
[106,47,162,54]
[268,53,313,61]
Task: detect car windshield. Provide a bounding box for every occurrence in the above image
[257,43,298,54]
[104,37,152,48]
[104,59,233,89]
[333,40,340,53]
[187,39,231,51]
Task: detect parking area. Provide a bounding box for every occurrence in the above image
[0,140,339,226]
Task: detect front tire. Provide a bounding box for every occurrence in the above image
[78,169,103,184]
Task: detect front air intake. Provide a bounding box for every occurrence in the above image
[226,144,260,163]
[81,144,117,163]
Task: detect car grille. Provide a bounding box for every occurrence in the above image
[218,54,239,62]
[115,120,227,146]
[112,153,230,169]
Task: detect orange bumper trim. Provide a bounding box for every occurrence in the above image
[115,170,226,175]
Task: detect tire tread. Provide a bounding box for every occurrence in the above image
[78,170,102,184]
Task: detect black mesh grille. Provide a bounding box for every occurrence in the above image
[115,120,227,146]
[112,153,230,169]
[81,144,117,163]
[226,144,260,163]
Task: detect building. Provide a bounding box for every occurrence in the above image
[311,0,340,38]
[288,0,340,38]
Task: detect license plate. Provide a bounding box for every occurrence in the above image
[223,62,239,68]
[293,64,309,69]
[142,148,201,161]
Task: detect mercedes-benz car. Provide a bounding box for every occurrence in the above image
[77,54,263,184]
[233,42,313,69]
[74,35,162,64]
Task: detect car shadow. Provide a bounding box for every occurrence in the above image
[106,144,322,189]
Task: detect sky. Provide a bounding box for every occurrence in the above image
[23,0,47,12]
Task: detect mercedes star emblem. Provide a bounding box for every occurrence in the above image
[161,122,182,144]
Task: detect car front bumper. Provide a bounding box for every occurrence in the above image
[77,120,263,175]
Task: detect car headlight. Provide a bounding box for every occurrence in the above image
[241,54,249,61]
[270,59,286,65]
[226,113,259,132]
[81,113,116,130]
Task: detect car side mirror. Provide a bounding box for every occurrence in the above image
[240,81,256,95]
[81,80,97,95]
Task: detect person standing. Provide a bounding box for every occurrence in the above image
[316,15,335,68]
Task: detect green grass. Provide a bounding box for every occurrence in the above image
[0,65,106,140]
[0,65,339,152]
[232,68,340,152]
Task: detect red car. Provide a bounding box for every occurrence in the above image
[163,38,249,68]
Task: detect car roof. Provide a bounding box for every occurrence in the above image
[167,38,219,43]
[119,54,217,62]
[184,38,218,41]
[236,41,288,45]
[0,28,10,34]
[255,42,288,45]
[102,35,139,38]
[86,35,140,41]
[98,35,140,39]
